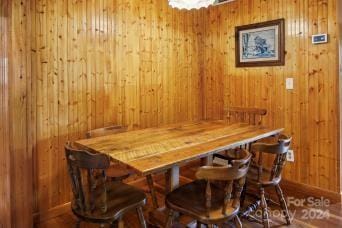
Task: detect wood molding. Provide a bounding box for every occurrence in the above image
[33,202,71,224]
[280,179,341,204]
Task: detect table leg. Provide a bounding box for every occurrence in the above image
[149,165,180,227]
[205,155,213,165]
[165,165,180,194]
[200,154,213,166]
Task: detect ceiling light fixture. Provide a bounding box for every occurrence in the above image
[168,0,216,10]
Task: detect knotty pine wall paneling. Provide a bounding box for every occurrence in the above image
[2,0,341,226]
[0,0,11,227]
[10,0,34,226]
[202,0,340,193]
[0,0,34,227]
[29,0,204,217]
[339,0,342,197]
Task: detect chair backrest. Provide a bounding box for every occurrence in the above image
[195,149,252,216]
[251,134,292,183]
[226,107,267,125]
[85,125,127,139]
[65,142,111,213]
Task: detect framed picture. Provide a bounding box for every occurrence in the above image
[235,19,285,67]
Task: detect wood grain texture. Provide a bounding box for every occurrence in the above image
[1,1,33,227]
[201,0,340,193]
[339,0,342,201]
[4,0,34,227]
[2,0,341,225]
[76,121,283,175]
[0,0,11,226]
[3,0,204,224]
[28,0,203,217]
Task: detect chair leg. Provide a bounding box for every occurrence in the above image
[234,215,242,228]
[136,207,147,228]
[275,184,291,225]
[75,219,81,228]
[240,182,247,208]
[110,221,118,228]
[146,174,159,209]
[196,221,202,228]
[260,187,270,228]
[118,218,124,228]
[165,209,175,228]
[200,157,207,166]
[110,218,124,228]
[207,224,215,228]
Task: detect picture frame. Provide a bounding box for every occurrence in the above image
[235,19,285,67]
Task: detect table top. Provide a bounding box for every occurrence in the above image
[75,120,283,175]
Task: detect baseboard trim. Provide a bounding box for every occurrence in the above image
[33,202,71,224]
[280,179,341,204]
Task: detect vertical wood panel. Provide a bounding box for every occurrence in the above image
[0,0,11,226]
[3,0,340,223]
[339,0,342,199]
[202,0,340,192]
[8,0,34,226]
[28,0,204,215]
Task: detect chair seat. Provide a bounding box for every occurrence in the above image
[72,181,146,223]
[247,164,281,187]
[106,163,134,181]
[165,180,239,223]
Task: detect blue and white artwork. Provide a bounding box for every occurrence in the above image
[239,25,279,62]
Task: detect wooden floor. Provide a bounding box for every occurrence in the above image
[36,161,342,228]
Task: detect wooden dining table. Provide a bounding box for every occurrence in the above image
[75,120,283,226]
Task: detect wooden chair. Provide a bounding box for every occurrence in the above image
[241,134,292,228]
[226,106,267,125]
[86,125,159,209]
[86,125,133,182]
[165,149,252,228]
[212,107,268,165]
[65,142,147,228]
[85,125,128,138]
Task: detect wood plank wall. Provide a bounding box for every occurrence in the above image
[201,0,340,193]
[0,0,34,227]
[339,0,342,198]
[1,0,341,226]
[0,0,11,227]
[8,0,34,227]
[27,0,203,216]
